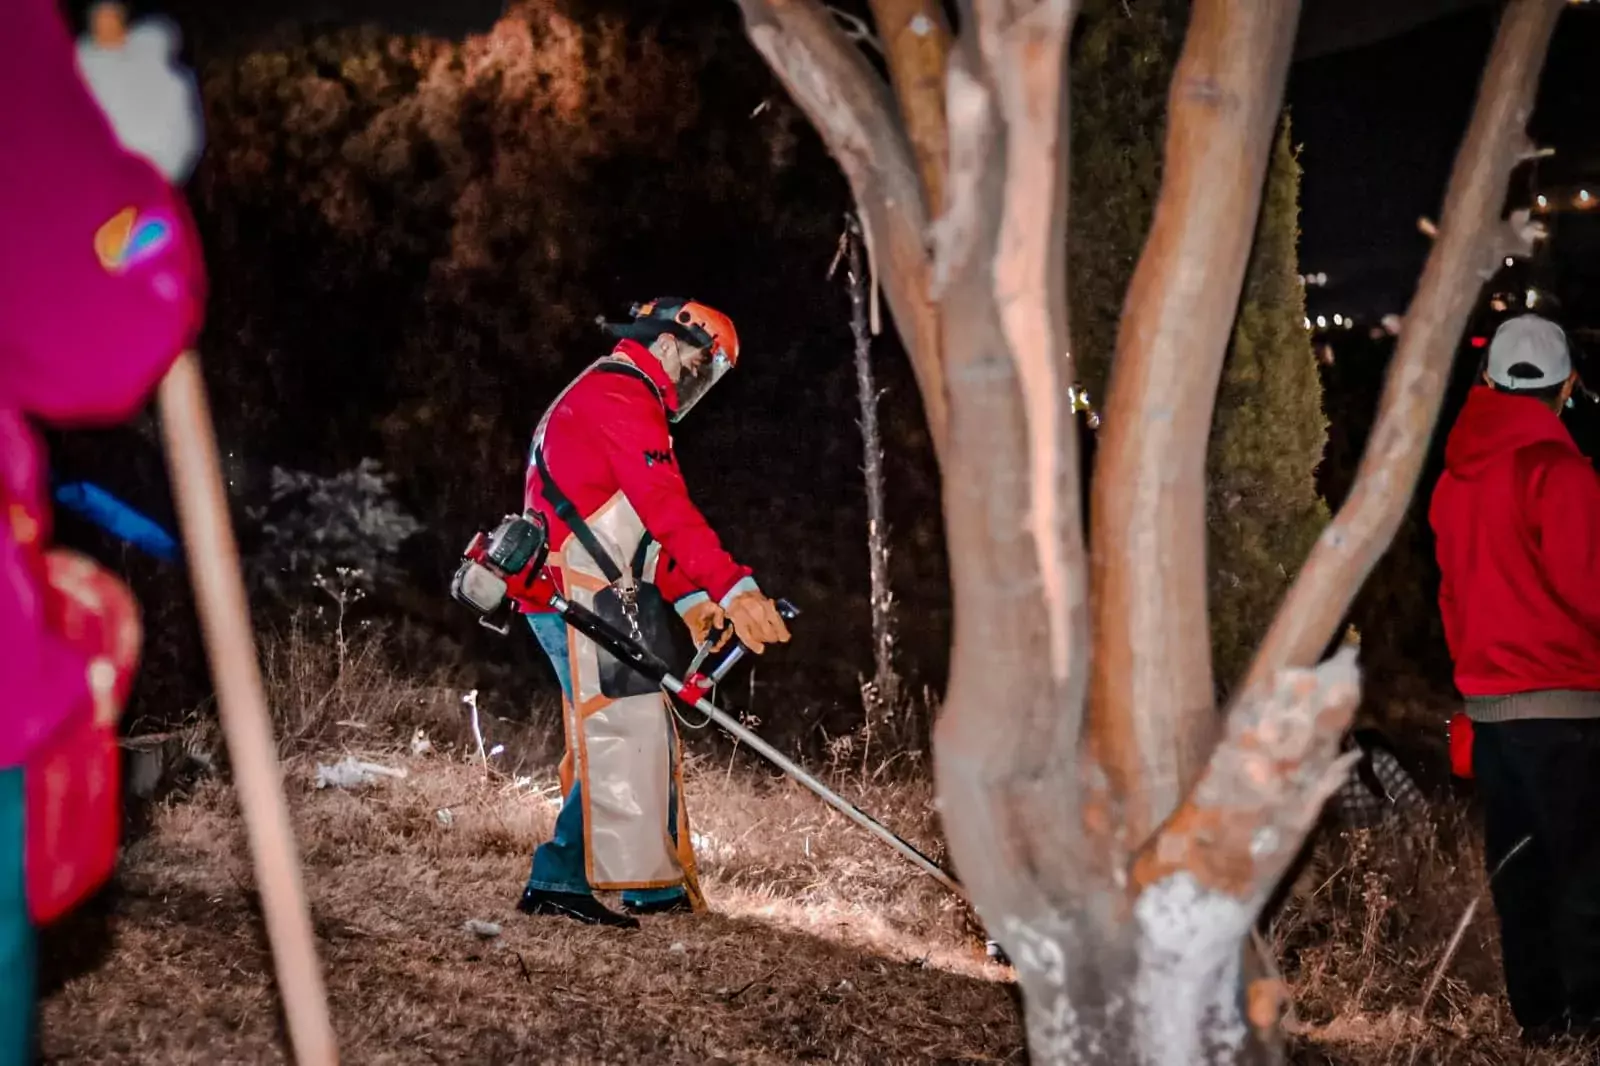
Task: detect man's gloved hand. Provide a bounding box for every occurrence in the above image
[682,599,732,651]
[725,591,792,655]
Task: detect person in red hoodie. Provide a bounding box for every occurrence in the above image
[1429,312,1600,1043]
[515,297,791,928]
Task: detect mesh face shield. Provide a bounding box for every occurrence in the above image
[601,298,740,422]
[669,346,733,423]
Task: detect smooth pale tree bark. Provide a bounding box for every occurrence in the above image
[1087,0,1302,854]
[737,0,1566,1061]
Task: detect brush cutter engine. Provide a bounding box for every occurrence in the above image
[451,511,551,634]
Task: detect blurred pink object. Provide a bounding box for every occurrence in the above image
[0,0,206,771]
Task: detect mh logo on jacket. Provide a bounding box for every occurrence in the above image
[643,449,673,467]
[93,206,173,274]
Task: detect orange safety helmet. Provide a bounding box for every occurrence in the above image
[601,297,741,421]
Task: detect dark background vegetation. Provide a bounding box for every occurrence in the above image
[43,0,1600,768]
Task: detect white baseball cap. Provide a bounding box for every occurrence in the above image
[1485,314,1572,391]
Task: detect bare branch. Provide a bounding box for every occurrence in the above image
[826,5,885,56]
[1086,0,1303,852]
[1131,648,1363,905]
[736,0,948,464]
[868,0,953,211]
[1497,206,1548,261]
[932,19,1087,926]
[1242,0,1567,695]
[976,0,1085,684]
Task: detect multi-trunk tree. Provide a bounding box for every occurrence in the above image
[735,0,1565,1061]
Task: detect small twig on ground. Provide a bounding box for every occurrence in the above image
[1395,833,1532,1066]
[720,965,782,1001]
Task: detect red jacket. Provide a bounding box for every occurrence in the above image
[1429,386,1600,697]
[523,340,755,611]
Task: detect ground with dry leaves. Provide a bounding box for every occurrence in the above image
[29,637,1600,1065]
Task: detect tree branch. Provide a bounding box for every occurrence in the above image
[932,25,1086,929]
[1086,0,1303,852]
[1131,648,1362,904]
[1241,0,1566,695]
[736,0,948,464]
[977,0,1085,685]
[868,0,953,212]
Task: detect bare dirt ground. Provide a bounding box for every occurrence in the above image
[29,642,1600,1064]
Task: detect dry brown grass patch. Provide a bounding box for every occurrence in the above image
[36,621,1599,1063]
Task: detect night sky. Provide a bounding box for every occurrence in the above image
[70,0,1600,327]
[1290,2,1600,324]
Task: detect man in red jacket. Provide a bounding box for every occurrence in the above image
[1429,313,1600,1043]
[516,297,790,928]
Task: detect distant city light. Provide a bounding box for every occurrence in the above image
[1582,190,1593,204]
[1527,288,1540,308]
[1333,313,1343,326]
[1504,256,1515,267]
[1537,194,1549,208]
[1303,316,1311,329]
[1316,315,1327,329]
[1470,336,1488,349]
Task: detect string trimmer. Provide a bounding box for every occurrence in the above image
[450,510,967,903]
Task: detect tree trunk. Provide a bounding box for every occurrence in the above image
[738,0,1568,1062]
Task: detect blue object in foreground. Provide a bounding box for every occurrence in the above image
[51,480,179,563]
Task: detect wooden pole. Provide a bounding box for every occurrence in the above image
[157,351,339,1065]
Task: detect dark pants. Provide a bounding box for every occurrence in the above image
[1474,719,1600,1031]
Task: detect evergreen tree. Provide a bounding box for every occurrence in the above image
[1207,123,1330,692]
[1069,0,1329,692]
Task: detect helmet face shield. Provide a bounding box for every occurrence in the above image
[601,297,740,422]
[670,347,732,423]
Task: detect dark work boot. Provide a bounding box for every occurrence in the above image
[622,894,693,917]
[517,887,639,929]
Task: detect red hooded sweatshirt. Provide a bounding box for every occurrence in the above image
[1429,386,1600,699]
[523,339,756,612]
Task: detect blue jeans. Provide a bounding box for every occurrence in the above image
[525,613,685,906]
[0,767,35,1062]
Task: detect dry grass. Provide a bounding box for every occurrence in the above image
[38,746,1019,1065]
[37,625,1017,1065]
[1274,812,1598,1065]
[31,624,1600,1063]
